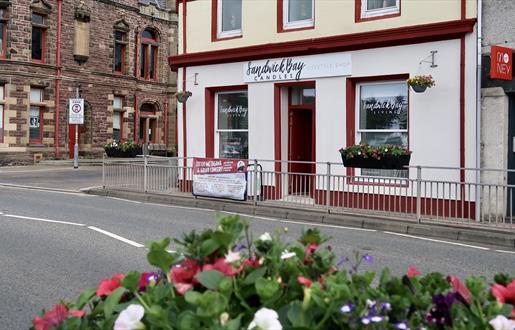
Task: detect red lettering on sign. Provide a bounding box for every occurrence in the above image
[490,45,513,80]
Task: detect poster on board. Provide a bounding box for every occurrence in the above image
[192,158,248,201]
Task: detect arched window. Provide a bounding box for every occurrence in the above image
[114,30,127,73]
[140,29,158,80]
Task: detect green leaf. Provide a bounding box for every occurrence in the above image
[200,238,221,257]
[255,277,280,300]
[218,277,233,295]
[103,287,125,319]
[75,287,96,309]
[226,315,242,330]
[197,269,225,290]
[146,238,177,273]
[243,267,266,285]
[287,301,311,327]
[121,271,140,292]
[197,291,228,317]
[185,290,203,305]
[177,310,200,330]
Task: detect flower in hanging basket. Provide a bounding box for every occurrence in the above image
[175,90,192,103]
[406,75,435,93]
[338,144,412,169]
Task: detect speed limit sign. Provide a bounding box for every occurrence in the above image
[69,98,84,124]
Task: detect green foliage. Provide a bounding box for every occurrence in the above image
[339,143,411,160]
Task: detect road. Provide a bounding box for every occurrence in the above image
[0,186,514,329]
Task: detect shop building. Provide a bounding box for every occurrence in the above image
[169,0,478,212]
[0,0,178,163]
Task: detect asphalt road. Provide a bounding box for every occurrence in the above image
[0,186,514,329]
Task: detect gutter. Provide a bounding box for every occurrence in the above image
[54,0,62,159]
[476,0,482,221]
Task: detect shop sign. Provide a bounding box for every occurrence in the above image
[490,45,512,80]
[244,53,351,83]
[192,158,248,201]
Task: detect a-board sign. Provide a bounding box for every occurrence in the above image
[192,158,248,201]
[69,98,84,124]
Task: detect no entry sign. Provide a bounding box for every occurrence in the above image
[69,98,84,124]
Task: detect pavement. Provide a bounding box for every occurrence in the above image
[1,162,514,250]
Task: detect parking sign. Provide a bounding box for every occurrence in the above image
[69,98,84,124]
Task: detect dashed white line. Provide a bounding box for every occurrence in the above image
[383,231,490,250]
[88,226,144,248]
[2,213,86,226]
[495,249,515,255]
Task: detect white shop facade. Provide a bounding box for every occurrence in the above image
[174,37,478,215]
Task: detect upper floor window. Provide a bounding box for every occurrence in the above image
[217,0,242,39]
[360,0,400,20]
[140,29,158,80]
[283,0,314,30]
[114,30,127,74]
[0,8,7,58]
[31,13,47,62]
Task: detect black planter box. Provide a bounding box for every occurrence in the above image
[341,154,411,169]
[104,147,142,158]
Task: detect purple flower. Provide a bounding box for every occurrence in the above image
[370,315,384,323]
[381,302,392,312]
[361,317,371,325]
[340,304,354,314]
[234,243,246,252]
[362,254,374,264]
[395,322,409,329]
[336,256,348,268]
[426,292,456,326]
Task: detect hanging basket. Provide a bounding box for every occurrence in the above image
[410,84,427,93]
[176,91,192,103]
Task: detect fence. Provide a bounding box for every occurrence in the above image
[102,156,515,228]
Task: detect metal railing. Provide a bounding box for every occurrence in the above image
[102,156,515,228]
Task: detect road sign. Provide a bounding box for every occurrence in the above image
[69,98,84,124]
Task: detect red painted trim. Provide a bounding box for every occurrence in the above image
[170,19,475,69]
[274,85,281,174]
[0,86,4,143]
[461,0,466,20]
[459,36,465,183]
[54,0,62,158]
[114,34,126,74]
[277,0,315,33]
[183,0,187,54]
[0,9,7,58]
[345,74,409,179]
[204,84,248,158]
[134,94,138,143]
[31,26,46,63]
[182,68,187,158]
[355,0,401,23]
[210,0,243,42]
[134,30,139,77]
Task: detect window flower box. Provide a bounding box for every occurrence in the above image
[406,75,435,93]
[104,140,142,158]
[339,144,411,169]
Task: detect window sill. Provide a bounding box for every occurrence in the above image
[356,12,400,23]
[212,34,242,42]
[28,144,45,147]
[279,24,314,33]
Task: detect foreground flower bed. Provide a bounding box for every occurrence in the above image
[32,216,515,330]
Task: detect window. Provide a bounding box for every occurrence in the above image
[31,13,46,62]
[114,31,127,74]
[217,0,242,39]
[283,0,314,30]
[357,81,408,177]
[29,88,44,143]
[360,0,400,19]
[113,96,123,141]
[216,91,248,159]
[140,29,158,80]
[0,8,7,58]
[0,85,4,143]
[139,103,156,144]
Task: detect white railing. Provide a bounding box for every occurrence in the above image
[102,156,515,228]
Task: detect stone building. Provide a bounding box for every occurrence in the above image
[0,0,177,162]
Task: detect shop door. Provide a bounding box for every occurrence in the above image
[68,124,81,159]
[139,118,156,144]
[508,96,515,214]
[288,108,314,195]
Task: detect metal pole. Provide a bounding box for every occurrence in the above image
[102,153,105,189]
[416,166,422,223]
[144,155,148,193]
[326,162,331,213]
[253,159,258,205]
[73,87,79,169]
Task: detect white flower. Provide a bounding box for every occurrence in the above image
[259,232,272,242]
[114,304,146,330]
[280,250,296,260]
[225,250,241,264]
[489,315,515,330]
[248,308,282,330]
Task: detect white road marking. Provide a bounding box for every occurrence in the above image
[0,167,73,174]
[495,249,515,255]
[220,211,377,232]
[107,197,143,204]
[383,231,490,250]
[88,226,144,248]
[0,183,84,195]
[144,202,214,213]
[2,213,86,226]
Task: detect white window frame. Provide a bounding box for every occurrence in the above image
[214,91,248,159]
[217,0,242,39]
[283,0,314,30]
[361,0,400,19]
[355,80,408,178]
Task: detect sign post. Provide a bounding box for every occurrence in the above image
[69,91,84,169]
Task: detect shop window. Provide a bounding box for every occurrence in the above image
[114,30,127,74]
[216,91,248,159]
[31,13,47,62]
[113,96,123,141]
[0,8,7,58]
[356,81,408,177]
[29,88,44,143]
[0,85,4,143]
[283,0,314,30]
[360,0,400,20]
[217,0,242,39]
[140,29,158,80]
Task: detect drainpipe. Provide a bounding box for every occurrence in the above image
[54,0,63,159]
[164,100,168,147]
[134,94,138,143]
[475,0,482,221]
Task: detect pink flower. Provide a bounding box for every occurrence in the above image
[96,273,124,297]
[447,275,472,304]
[202,258,241,277]
[304,243,318,264]
[169,259,200,295]
[297,276,313,288]
[32,304,69,330]
[138,272,159,291]
[69,309,86,318]
[492,280,515,317]
[407,264,421,278]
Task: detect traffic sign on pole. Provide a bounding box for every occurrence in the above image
[69,98,84,125]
